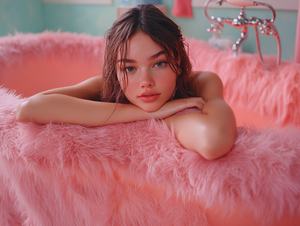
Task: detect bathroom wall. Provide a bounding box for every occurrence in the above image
[0,0,298,60]
[0,0,44,36]
[43,1,116,36]
[163,0,297,60]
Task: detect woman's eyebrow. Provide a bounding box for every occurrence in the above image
[117,59,135,63]
[117,51,165,63]
[149,51,165,60]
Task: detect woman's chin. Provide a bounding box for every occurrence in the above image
[141,108,159,113]
[138,105,162,113]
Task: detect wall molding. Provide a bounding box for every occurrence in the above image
[42,0,112,5]
[192,0,299,10]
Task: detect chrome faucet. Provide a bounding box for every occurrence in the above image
[204,0,281,70]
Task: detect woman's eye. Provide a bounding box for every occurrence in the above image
[155,61,166,68]
[125,67,135,73]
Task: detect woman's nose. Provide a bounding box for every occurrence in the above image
[140,71,154,88]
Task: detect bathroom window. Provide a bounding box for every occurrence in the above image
[192,0,298,10]
[42,0,112,5]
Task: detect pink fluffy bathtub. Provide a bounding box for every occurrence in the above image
[1,32,300,226]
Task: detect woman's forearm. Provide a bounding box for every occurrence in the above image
[178,71,237,159]
[16,94,151,126]
[16,92,205,126]
[200,98,236,157]
[165,98,236,160]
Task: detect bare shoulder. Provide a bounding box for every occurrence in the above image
[189,71,224,101]
[37,75,103,100]
[75,75,102,89]
[69,75,103,100]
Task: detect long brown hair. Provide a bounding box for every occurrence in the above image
[101,4,193,103]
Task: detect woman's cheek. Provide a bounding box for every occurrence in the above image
[122,79,136,101]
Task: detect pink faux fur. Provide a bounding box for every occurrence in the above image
[1,32,300,225]
[1,88,300,226]
[1,32,300,127]
[187,39,300,127]
[0,31,105,68]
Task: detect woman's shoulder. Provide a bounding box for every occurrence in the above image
[189,71,220,83]
[189,71,224,101]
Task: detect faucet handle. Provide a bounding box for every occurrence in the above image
[207,17,224,33]
[259,20,278,36]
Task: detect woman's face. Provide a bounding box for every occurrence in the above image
[116,31,177,112]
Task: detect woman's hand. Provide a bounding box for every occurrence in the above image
[151,97,206,119]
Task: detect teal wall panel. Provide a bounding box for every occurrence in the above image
[0,0,44,36]
[43,3,117,36]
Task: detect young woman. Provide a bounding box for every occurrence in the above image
[16,4,236,160]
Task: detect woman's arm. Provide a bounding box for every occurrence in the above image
[28,76,103,100]
[16,76,204,126]
[17,94,151,126]
[16,76,105,125]
[16,76,148,126]
[164,71,237,160]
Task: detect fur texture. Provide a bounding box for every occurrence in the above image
[1,32,300,225]
[0,31,105,68]
[187,38,300,127]
[1,88,300,226]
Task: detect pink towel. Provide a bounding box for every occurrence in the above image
[172,0,193,18]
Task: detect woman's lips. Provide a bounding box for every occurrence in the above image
[139,91,160,102]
